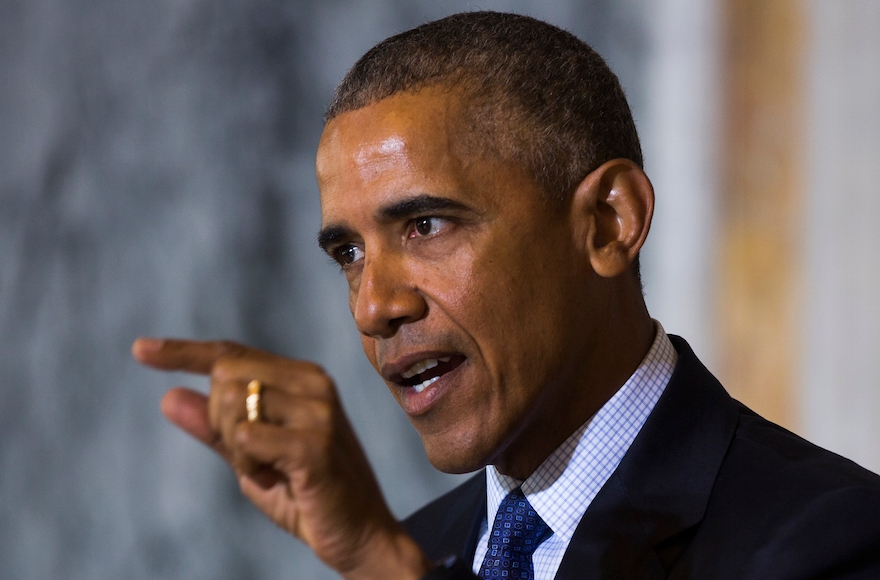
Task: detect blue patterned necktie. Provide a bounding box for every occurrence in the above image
[479,487,552,579]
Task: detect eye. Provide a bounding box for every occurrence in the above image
[336,244,364,265]
[410,217,444,238]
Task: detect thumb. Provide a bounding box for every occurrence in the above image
[161,387,230,461]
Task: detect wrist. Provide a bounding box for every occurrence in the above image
[343,524,433,580]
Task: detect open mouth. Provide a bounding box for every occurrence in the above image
[396,354,466,393]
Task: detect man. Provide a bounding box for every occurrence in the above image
[133,12,880,580]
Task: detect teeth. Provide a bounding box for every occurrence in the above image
[401,356,451,380]
[413,375,440,393]
[402,359,436,380]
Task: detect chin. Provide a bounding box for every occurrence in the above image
[418,429,497,475]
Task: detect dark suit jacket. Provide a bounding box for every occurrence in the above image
[404,336,880,579]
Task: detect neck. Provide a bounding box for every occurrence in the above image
[493,280,655,480]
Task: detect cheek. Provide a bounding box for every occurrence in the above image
[421,251,490,339]
[461,233,576,375]
[450,237,543,325]
[348,287,357,317]
[360,335,379,370]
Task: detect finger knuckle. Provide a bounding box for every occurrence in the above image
[308,400,333,425]
[305,366,337,397]
[216,340,245,356]
[211,355,247,382]
[217,382,242,412]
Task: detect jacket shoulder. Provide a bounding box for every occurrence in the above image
[686,405,880,578]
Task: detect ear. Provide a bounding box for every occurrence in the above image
[570,158,654,278]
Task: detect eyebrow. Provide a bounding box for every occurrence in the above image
[317,224,354,253]
[377,194,472,221]
[317,194,473,252]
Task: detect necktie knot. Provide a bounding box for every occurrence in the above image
[479,487,552,579]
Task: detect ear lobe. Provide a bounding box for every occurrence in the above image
[571,158,654,278]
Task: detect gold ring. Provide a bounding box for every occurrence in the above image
[246,380,262,422]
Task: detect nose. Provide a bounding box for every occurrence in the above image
[352,250,427,338]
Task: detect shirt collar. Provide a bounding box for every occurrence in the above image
[484,321,678,543]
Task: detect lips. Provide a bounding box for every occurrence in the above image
[382,353,466,393]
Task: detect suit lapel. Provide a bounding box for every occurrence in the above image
[555,336,740,579]
[405,470,487,564]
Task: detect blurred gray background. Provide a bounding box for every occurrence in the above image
[2,0,878,578]
[0,1,648,578]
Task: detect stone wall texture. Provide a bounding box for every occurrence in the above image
[0,1,647,578]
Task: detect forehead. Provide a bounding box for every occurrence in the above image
[316,89,475,220]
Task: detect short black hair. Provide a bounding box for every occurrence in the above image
[326,11,643,202]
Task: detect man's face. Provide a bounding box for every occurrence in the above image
[316,88,602,476]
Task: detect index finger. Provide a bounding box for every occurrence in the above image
[132,337,248,374]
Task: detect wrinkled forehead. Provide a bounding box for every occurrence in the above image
[317,89,472,198]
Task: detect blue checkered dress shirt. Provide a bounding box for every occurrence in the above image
[472,322,678,580]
